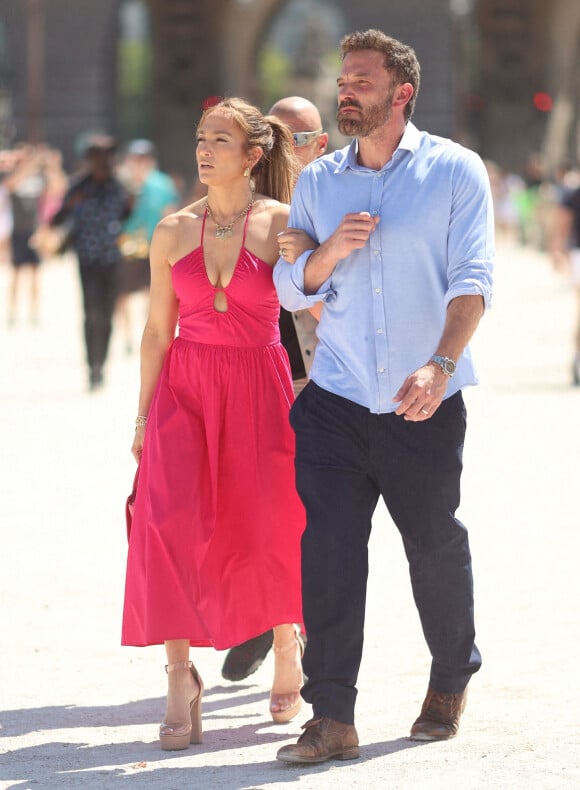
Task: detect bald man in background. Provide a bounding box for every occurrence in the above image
[269,96,328,168]
[270,98,328,394]
[221,98,328,683]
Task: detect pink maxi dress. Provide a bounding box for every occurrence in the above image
[122,209,305,648]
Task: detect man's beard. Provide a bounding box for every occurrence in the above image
[337,89,395,137]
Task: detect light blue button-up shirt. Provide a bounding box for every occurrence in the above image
[273,122,494,414]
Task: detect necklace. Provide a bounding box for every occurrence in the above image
[206,192,255,240]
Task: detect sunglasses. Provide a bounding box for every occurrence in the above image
[292,129,323,147]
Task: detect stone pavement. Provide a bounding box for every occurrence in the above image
[0,242,579,789]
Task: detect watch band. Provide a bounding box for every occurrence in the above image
[430,355,456,377]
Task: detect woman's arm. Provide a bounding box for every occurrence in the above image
[131,219,179,461]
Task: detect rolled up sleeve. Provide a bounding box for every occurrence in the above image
[274,250,335,310]
[445,150,495,310]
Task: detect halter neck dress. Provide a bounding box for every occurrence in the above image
[122,208,304,648]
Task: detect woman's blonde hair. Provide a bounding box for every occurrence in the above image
[199,97,300,204]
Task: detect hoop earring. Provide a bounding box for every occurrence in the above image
[243,167,250,178]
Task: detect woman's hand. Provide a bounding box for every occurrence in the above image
[277,228,317,264]
[131,425,146,463]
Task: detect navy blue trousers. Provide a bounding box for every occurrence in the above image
[290,382,482,725]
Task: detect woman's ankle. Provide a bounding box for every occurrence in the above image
[273,623,297,649]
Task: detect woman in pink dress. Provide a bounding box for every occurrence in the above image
[122,98,308,750]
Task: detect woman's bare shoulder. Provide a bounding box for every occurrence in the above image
[158,199,205,230]
[253,195,290,228]
[152,200,206,262]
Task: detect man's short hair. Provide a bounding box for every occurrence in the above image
[340,29,420,121]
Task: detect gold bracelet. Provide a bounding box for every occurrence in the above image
[135,415,148,429]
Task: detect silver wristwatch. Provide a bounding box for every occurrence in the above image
[429,355,456,377]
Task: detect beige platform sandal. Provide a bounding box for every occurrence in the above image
[159,660,203,750]
[270,628,304,724]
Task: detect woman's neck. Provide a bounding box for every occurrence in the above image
[205,183,254,222]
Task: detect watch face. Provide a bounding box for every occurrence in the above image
[443,359,456,375]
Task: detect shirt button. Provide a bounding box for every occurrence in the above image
[373,249,380,255]
[377,328,383,334]
[379,367,385,373]
[375,288,381,294]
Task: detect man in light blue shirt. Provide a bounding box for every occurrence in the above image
[275,29,494,765]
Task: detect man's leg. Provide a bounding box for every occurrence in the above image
[292,383,379,725]
[374,392,481,738]
[78,263,101,387]
[97,262,120,375]
[277,384,377,764]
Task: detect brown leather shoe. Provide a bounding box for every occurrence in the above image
[276,717,360,764]
[410,688,468,741]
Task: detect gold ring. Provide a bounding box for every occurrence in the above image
[280,248,287,257]
[421,408,429,415]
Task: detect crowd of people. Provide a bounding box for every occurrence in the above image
[2,86,578,392]
[2,24,579,767]
[0,135,186,389]
[483,155,580,383]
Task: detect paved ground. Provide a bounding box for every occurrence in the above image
[1,241,579,789]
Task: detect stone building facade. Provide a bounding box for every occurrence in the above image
[0,0,577,179]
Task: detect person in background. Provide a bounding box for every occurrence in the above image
[122,98,307,750]
[220,96,327,685]
[0,151,14,266]
[51,134,132,390]
[269,96,328,170]
[270,96,329,390]
[4,145,45,326]
[29,146,69,261]
[117,139,180,353]
[550,176,580,384]
[274,29,494,764]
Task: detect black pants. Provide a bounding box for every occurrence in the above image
[290,382,482,725]
[78,260,120,375]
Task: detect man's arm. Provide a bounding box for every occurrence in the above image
[395,150,494,422]
[393,294,485,422]
[302,212,379,293]
[274,210,379,309]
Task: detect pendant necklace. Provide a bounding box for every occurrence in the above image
[206,192,255,240]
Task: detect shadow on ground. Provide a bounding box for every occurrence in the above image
[1,684,428,789]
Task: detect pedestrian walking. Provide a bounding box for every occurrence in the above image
[116,139,180,353]
[274,28,494,764]
[4,145,44,326]
[121,98,307,750]
[51,134,132,390]
[550,177,580,384]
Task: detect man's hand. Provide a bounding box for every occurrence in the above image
[393,362,449,421]
[323,211,379,262]
[303,211,379,293]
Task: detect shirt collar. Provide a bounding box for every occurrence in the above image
[335,121,421,173]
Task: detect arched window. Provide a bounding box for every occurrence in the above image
[116,0,153,142]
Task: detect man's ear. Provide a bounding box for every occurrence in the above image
[393,83,414,111]
[317,133,329,157]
